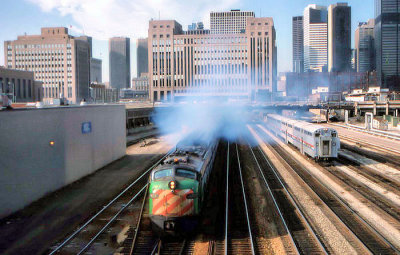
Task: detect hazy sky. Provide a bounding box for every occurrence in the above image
[0,0,374,82]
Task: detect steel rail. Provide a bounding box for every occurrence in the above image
[224,142,230,255]
[150,239,160,255]
[178,239,187,255]
[247,140,300,255]
[76,185,147,254]
[340,134,400,155]
[129,183,150,255]
[331,123,400,141]
[235,143,256,255]
[49,151,172,254]
[256,124,400,254]
[253,138,328,254]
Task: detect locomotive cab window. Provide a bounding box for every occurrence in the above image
[154,169,173,180]
[176,169,197,179]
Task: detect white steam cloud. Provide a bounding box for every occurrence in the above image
[153,98,250,144]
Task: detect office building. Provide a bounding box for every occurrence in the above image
[136,38,148,77]
[292,16,304,73]
[303,5,328,72]
[328,3,351,72]
[0,67,43,102]
[148,16,277,102]
[90,58,102,83]
[130,73,149,99]
[4,27,91,103]
[210,10,255,34]
[375,0,400,89]
[132,73,149,92]
[188,22,204,31]
[109,37,130,89]
[355,19,375,72]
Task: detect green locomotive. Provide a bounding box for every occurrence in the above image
[148,137,218,234]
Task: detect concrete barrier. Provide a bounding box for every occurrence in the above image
[0,105,126,218]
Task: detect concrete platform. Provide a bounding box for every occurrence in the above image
[325,123,400,152]
[0,136,172,255]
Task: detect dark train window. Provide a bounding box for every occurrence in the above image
[154,169,172,179]
[176,169,196,179]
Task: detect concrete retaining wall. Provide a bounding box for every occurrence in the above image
[0,105,126,218]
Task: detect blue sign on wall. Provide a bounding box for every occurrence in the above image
[82,122,92,134]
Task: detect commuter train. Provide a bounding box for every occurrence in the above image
[148,135,218,235]
[266,114,340,159]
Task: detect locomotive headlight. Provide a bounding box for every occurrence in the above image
[169,180,177,190]
[332,142,336,146]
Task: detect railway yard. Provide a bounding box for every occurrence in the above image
[2,119,400,254]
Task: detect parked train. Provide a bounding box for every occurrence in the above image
[148,135,218,235]
[265,114,340,159]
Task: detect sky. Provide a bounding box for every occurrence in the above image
[0,0,374,82]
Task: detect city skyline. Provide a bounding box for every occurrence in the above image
[0,0,374,82]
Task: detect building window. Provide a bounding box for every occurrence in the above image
[28,80,32,98]
[23,80,26,98]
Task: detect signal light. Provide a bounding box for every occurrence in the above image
[169,180,176,190]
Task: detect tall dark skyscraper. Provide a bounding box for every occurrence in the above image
[328,3,351,72]
[292,16,304,73]
[375,0,400,89]
[136,38,148,77]
[355,20,375,73]
[109,37,130,89]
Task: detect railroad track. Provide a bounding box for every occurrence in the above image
[223,143,256,255]
[324,160,400,229]
[48,152,171,255]
[339,135,400,166]
[128,181,157,255]
[254,124,400,254]
[245,138,327,254]
[340,134,400,155]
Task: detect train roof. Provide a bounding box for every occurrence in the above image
[268,114,337,133]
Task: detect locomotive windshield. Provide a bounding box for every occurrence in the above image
[176,169,197,179]
[154,169,173,180]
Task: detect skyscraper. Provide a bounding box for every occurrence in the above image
[109,37,130,89]
[210,10,255,34]
[292,16,304,73]
[303,4,328,72]
[375,0,400,89]
[136,38,148,77]
[355,19,375,73]
[328,3,351,72]
[4,27,91,103]
[148,17,277,102]
[90,58,102,83]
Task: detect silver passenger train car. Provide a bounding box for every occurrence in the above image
[266,114,340,159]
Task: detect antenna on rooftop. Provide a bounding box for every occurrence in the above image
[159,11,160,20]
